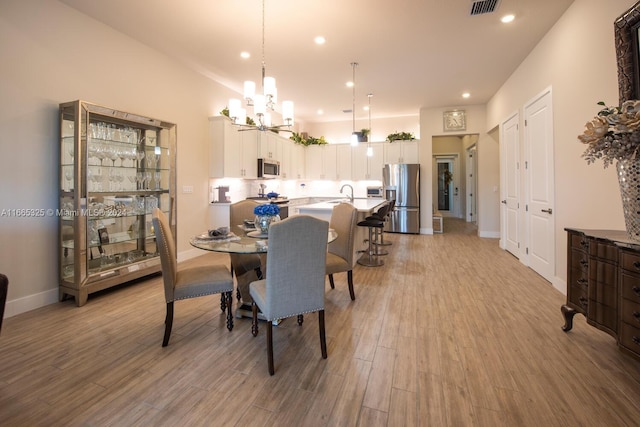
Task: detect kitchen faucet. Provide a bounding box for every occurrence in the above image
[340,184,354,202]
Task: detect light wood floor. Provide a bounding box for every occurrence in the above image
[1,218,640,426]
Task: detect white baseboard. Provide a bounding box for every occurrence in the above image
[4,248,202,319]
[479,230,501,238]
[420,227,433,235]
[5,288,59,318]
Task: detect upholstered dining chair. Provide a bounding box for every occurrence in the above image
[229,199,263,304]
[152,208,234,347]
[326,202,359,300]
[249,215,329,375]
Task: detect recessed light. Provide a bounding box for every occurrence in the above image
[462,92,470,98]
[501,14,515,23]
[346,81,354,88]
[314,36,326,45]
[317,109,324,115]
[240,51,250,59]
[363,106,370,111]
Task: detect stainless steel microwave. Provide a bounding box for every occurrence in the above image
[257,158,280,178]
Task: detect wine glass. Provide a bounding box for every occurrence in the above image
[154,172,161,189]
[136,151,145,168]
[136,172,145,190]
[108,146,119,167]
[145,171,152,190]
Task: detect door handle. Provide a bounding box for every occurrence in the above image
[541,208,553,214]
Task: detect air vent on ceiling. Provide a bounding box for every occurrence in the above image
[470,0,501,16]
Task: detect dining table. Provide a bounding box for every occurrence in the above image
[189,222,338,320]
[189,225,337,253]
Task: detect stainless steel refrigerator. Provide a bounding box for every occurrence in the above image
[383,164,420,234]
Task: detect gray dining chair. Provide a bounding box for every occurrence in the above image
[326,202,359,300]
[153,208,234,347]
[229,199,263,304]
[249,215,329,375]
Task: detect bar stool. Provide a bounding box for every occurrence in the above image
[374,200,394,247]
[357,218,384,267]
[367,203,391,256]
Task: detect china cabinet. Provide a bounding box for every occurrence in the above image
[562,228,640,360]
[59,100,176,306]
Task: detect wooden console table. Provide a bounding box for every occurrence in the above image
[562,228,640,359]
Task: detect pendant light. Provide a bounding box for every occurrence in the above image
[350,62,359,146]
[367,93,373,157]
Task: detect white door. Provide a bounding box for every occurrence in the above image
[525,88,555,282]
[501,113,520,256]
[466,145,477,223]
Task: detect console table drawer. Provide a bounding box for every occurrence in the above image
[621,299,640,327]
[620,251,640,273]
[620,272,640,303]
[619,322,640,353]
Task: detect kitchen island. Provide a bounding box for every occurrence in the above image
[294,198,389,257]
[294,198,387,222]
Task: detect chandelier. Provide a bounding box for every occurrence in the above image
[228,0,294,131]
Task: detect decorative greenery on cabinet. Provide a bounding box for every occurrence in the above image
[386,131,415,142]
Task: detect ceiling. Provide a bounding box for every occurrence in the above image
[59,0,574,124]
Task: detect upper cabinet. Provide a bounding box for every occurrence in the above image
[353,143,384,181]
[336,144,352,181]
[257,131,282,161]
[209,116,257,179]
[305,145,338,180]
[383,139,419,164]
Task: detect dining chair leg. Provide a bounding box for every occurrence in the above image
[219,294,227,312]
[267,320,275,375]
[319,309,327,359]
[297,314,304,326]
[251,302,259,337]
[225,291,234,331]
[328,274,335,289]
[162,301,174,347]
[347,270,355,301]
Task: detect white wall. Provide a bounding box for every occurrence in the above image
[486,0,638,293]
[419,104,500,236]
[304,115,420,144]
[0,0,238,315]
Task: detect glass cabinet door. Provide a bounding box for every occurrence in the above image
[59,100,176,306]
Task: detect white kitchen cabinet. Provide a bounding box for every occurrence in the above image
[353,142,383,180]
[289,142,306,179]
[305,144,337,180]
[209,116,258,178]
[257,131,281,161]
[383,139,419,164]
[336,144,352,181]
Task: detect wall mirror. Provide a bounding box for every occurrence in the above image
[615,1,640,102]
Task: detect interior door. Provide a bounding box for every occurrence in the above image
[525,88,555,282]
[501,113,520,256]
